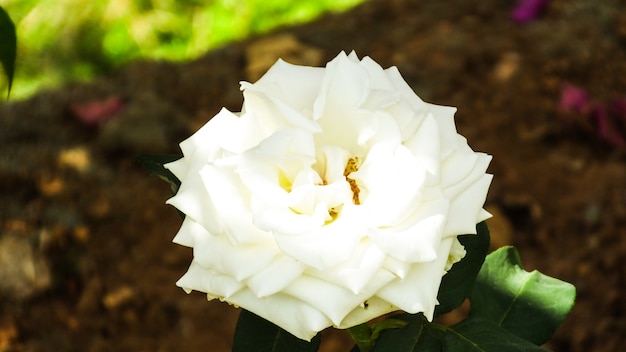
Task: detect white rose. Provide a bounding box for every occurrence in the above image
[166,51,492,341]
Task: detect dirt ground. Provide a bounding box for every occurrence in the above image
[1,0,625,350]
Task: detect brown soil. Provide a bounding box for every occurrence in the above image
[1,0,625,351]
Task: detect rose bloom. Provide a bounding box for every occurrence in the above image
[166,51,492,341]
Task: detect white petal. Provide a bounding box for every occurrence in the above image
[271,206,366,269]
[370,202,448,263]
[172,216,199,247]
[176,261,244,298]
[307,239,388,294]
[281,273,392,326]
[314,52,369,117]
[443,174,494,236]
[246,58,324,113]
[382,256,411,279]
[251,198,328,234]
[442,150,492,199]
[164,156,188,181]
[237,128,317,207]
[199,164,271,244]
[359,56,394,91]
[242,87,321,133]
[207,108,273,154]
[246,255,306,297]
[346,50,360,62]
[478,208,493,222]
[166,168,223,236]
[354,144,427,226]
[376,237,454,320]
[314,145,351,183]
[384,65,428,111]
[403,113,441,176]
[227,290,332,341]
[180,108,245,160]
[336,296,397,329]
[192,230,276,282]
[445,237,467,271]
[429,105,459,159]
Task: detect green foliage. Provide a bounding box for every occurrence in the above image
[445,318,547,352]
[434,221,490,316]
[133,153,181,194]
[0,0,364,99]
[469,246,576,345]
[370,314,445,352]
[369,246,575,351]
[0,5,16,97]
[348,319,409,352]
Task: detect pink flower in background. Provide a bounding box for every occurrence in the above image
[559,84,589,114]
[558,83,626,149]
[71,96,125,126]
[511,0,549,23]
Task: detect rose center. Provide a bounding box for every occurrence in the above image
[343,157,361,205]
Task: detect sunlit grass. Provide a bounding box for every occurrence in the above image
[0,0,364,100]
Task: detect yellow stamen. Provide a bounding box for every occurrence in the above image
[344,157,361,205]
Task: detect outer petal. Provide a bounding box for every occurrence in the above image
[384,65,427,109]
[369,200,448,263]
[191,227,276,282]
[227,290,332,341]
[246,255,306,297]
[376,237,455,320]
[247,58,324,113]
[281,268,395,327]
[172,216,199,247]
[241,86,321,134]
[176,261,244,298]
[313,52,370,117]
[307,239,388,294]
[443,174,494,236]
[403,113,441,177]
[336,296,397,329]
[441,148,491,199]
[429,105,460,159]
[166,169,223,236]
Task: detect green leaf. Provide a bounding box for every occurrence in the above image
[0,5,17,97]
[348,319,409,352]
[372,314,548,352]
[370,318,410,343]
[469,246,576,345]
[133,154,182,194]
[232,309,321,352]
[348,323,373,352]
[435,221,491,316]
[370,313,444,352]
[446,317,548,352]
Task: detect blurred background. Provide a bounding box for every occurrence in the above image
[0,0,363,99]
[1,0,625,351]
